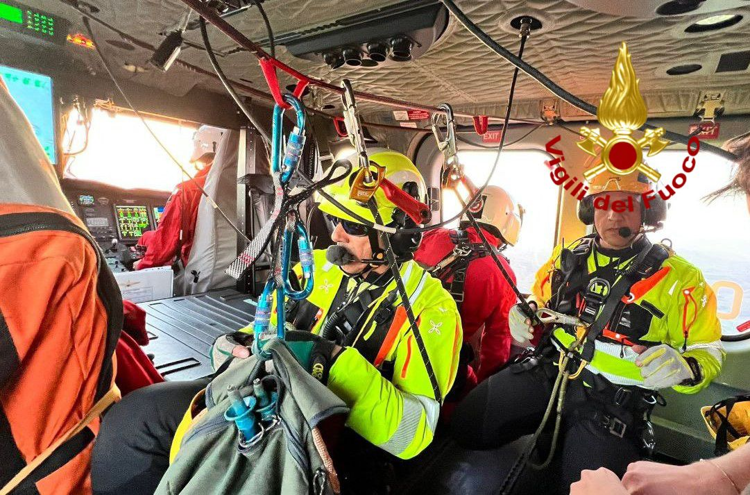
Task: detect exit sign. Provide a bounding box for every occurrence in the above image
[0,1,69,44]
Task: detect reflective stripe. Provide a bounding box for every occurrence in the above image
[412,394,439,433]
[584,363,644,387]
[408,272,428,306]
[686,341,724,364]
[379,393,425,456]
[322,261,334,272]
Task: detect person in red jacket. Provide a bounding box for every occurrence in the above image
[137,125,224,270]
[414,185,523,395]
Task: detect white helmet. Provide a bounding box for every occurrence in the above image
[189,125,224,163]
[465,186,524,246]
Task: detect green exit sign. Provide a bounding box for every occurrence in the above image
[0,1,68,44]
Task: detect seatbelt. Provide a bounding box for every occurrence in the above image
[0,385,121,495]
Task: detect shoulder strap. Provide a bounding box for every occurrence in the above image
[580,237,658,362]
[0,386,120,495]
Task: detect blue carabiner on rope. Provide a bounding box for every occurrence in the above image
[253,94,312,356]
[282,219,314,300]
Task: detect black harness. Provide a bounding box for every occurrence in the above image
[549,235,670,359]
[429,230,494,310]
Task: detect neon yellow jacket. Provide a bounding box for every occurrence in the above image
[531,237,723,394]
[240,250,462,459]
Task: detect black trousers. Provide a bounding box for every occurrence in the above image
[450,357,645,493]
[91,378,209,495]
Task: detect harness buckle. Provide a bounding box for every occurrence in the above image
[614,387,633,408]
[607,416,627,438]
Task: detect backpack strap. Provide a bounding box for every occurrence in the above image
[0,386,120,495]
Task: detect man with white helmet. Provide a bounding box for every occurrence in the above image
[137,125,224,270]
[414,186,524,398]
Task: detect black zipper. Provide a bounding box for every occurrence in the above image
[0,212,103,270]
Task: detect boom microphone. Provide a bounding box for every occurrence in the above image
[326,245,357,266]
[618,227,632,238]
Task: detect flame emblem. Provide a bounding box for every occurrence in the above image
[578,43,668,182]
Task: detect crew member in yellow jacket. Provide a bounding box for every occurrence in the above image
[451,169,723,492]
[212,148,462,491]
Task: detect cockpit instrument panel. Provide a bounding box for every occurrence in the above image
[115,205,150,240]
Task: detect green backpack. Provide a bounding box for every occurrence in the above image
[156,339,349,495]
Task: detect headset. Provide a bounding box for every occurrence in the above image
[375,180,423,261]
[577,192,667,227]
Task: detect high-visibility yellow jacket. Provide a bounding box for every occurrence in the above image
[240,250,462,459]
[531,237,723,394]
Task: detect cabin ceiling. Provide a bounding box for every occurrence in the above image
[26,0,750,122]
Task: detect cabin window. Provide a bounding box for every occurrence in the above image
[441,150,559,292]
[62,107,197,192]
[643,150,750,339]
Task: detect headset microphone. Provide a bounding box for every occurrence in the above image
[618,227,633,238]
[326,245,357,266]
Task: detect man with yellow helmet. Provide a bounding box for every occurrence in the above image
[451,168,723,491]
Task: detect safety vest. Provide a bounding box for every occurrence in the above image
[241,249,462,459]
[532,235,723,393]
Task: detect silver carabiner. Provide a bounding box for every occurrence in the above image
[536,308,583,327]
[431,103,459,168]
[341,79,370,174]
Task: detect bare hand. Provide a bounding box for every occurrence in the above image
[570,468,628,495]
[231,344,250,359]
[622,460,736,495]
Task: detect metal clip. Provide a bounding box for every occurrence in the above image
[431,103,459,170]
[341,79,370,172]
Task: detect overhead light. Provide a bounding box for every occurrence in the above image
[342,47,362,66]
[323,51,345,70]
[686,14,743,33]
[366,42,389,63]
[666,63,702,75]
[389,36,413,62]
[149,30,183,72]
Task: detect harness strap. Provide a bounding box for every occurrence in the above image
[0,385,120,495]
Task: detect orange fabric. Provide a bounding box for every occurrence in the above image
[401,336,413,379]
[374,306,407,367]
[622,266,671,303]
[0,204,114,495]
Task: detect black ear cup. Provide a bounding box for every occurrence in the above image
[577,195,595,225]
[390,218,422,259]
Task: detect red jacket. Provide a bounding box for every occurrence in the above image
[414,227,517,385]
[138,166,211,270]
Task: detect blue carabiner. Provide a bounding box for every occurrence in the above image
[282,219,314,300]
[271,94,307,185]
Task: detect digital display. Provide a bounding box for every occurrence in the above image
[85,217,109,228]
[1,65,56,164]
[153,206,165,226]
[115,205,150,239]
[78,194,95,206]
[0,2,67,44]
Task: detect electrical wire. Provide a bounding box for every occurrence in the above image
[200,17,271,143]
[82,16,252,245]
[253,0,275,58]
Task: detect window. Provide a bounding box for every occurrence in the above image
[442,150,559,292]
[644,150,750,339]
[63,107,198,192]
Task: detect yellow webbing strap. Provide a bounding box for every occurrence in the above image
[0,385,121,495]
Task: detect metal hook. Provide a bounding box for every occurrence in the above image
[341,79,370,176]
[431,103,458,167]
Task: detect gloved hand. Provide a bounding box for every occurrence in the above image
[285,331,342,384]
[635,344,698,389]
[509,303,537,345]
[211,331,254,372]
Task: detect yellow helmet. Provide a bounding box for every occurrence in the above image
[318,148,427,225]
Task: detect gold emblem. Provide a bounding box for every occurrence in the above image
[578,43,668,183]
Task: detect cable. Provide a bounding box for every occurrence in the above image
[436,0,736,162]
[82,16,251,245]
[200,17,271,143]
[253,0,275,58]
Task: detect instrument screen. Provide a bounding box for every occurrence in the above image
[115,205,150,240]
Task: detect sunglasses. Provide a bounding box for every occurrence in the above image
[325,214,370,237]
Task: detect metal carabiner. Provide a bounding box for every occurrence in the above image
[535,308,583,327]
[282,215,314,300]
[341,79,370,173]
[271,93,307,185]
[431,103,459,168]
